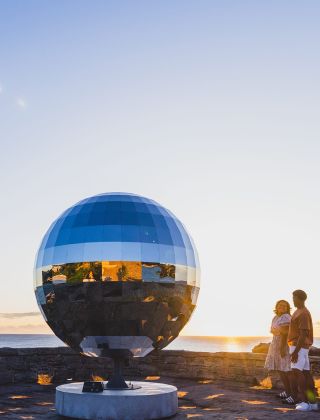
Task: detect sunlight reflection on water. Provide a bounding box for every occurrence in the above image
[167,336,272,352]
[1,334,320,353]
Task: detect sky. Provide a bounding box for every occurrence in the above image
[0,0,320,337]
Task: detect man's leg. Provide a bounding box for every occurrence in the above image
[292,368,307,403]
[303,370,317,403]
[287,371,296,399]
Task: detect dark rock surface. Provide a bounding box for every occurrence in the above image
[252,343,270,353]
[252,342,320,356]
[310,346,320,356]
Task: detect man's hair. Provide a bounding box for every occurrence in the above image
[293,289,307,301]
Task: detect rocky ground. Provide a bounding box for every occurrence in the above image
[0,377,319,419]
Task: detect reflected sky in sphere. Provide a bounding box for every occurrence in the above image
[35,192,199,274]
[34,193,200,357]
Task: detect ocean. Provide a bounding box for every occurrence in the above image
[1,335,319,352]
[0,334,265,352]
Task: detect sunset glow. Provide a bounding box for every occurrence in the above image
[1,1,320,340]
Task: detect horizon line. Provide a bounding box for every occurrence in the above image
[1,333,320,339]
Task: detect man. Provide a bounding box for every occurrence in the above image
[287,289,318,411]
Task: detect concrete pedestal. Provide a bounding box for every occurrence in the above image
[56,381,178,420]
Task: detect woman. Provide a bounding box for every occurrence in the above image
[264,300,293,401]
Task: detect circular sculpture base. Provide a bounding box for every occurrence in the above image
[56,381,178,420]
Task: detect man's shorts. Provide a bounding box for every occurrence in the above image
[289,346,310,371]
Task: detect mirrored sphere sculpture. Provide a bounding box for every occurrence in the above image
[34,193,200,359]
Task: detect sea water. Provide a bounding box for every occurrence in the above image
[1,334,319,352]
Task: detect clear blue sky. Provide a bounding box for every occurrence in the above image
[1,0,320,335]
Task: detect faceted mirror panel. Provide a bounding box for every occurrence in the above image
[34,193,200,358]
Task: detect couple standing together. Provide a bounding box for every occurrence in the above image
[265,289,318,412]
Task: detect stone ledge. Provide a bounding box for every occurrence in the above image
[0,347,319,388]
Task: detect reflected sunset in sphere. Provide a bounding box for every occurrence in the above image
[34,193,200,358]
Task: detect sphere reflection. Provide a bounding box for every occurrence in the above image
[34,193,200,358]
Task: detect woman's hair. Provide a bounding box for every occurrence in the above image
[274,300,291,315]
